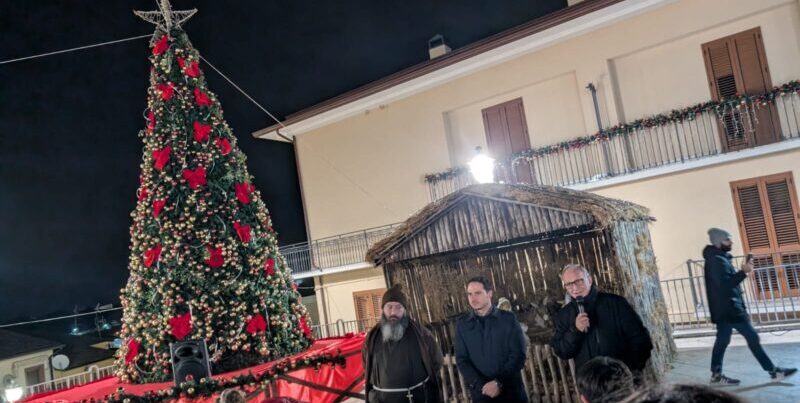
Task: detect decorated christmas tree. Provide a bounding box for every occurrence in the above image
[116,1,312,383]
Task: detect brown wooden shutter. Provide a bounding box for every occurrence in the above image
[765,176,800,291]
[734,182,771,252]
[732,29,781,146]
[703,27,780,151]
[732,172,800,297]
[765,178,800,247]
[353,288,386,331]
[482,98,535,184]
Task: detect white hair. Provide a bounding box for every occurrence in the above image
[561,263,590,277]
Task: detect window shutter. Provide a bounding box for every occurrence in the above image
[735,183,771,251]
[353,288,386,330]
[354,294,369,321]
[765,178,800,247]
[705,40,738,100]
[765,177,800,290]
[732,29,780,145]
[732,173,800,295]
[703,38,747,150]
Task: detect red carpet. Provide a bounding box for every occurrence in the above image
[25,334,365,402]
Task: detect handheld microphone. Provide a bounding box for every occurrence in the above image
[576,296,585,314]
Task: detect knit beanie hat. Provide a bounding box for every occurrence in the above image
[382,284,409,309]
[708,228,732,248]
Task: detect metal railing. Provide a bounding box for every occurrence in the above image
[310,317,377,339]
[427,93,800,202]
[661,253,800,329]
[282,223,402,277]
[24,365,115,397]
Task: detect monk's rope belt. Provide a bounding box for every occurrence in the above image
[373,376,430,403]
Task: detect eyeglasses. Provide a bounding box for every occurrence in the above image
[562,278,586,290]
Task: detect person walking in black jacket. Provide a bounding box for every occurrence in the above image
[455,276,527,402]
[551,264,652,376]
[704,228,796,385]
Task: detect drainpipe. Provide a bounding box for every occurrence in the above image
[586,83,614,175]
[317,276,330,325]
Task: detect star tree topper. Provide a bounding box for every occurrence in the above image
[134,0,197,40]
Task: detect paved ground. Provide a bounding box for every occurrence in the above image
[667,330,800,402]
[345,330,800,402]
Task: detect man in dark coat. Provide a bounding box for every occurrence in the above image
[363,284,443,403]
[703,228,796,385]
[455,276,527,402]
[551,264,653,376]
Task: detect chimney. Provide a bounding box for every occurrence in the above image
[428,34,451,59]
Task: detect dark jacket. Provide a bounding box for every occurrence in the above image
[703,245,749,324]
[550,287,652,372]
[455,307,527,403]
[363,318,444,403]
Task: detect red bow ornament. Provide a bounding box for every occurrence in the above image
[152,199,167,218]
[152,35,169,56]
[169,312,192,340]
[298,316,312,338]
[125,339,140,363]
[233,221,252,243]
[246,314,267,335]
[182,167,207,189]
[235,183,255,204]
[147,110,155,134]
[143,245,162,268]
[152,145,171,171]
[193,121,212,142]
[178,57,201,77]
[216,137,232,155]
[206,245,224,268]
[157,83,175,101]
[194,88,211,106]
[264,258,275,276]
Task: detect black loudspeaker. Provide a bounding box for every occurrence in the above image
[170,340,212,384]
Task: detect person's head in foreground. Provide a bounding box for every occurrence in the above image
[621,383,747,403]
[577,356,635,403]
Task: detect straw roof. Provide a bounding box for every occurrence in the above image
[367,183,652,264]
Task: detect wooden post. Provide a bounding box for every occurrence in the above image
[534,345,551,402]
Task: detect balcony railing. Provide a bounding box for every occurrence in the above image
[24,364,115,398]
[282,223,403,277]
[426,82,800,201]
[310,317,378,339]
[661,253,800,330]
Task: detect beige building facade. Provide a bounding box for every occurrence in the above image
[258,0,800,326]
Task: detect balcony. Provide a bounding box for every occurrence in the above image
[282,223,402,278]
[283,82,800,279]
[426,82,800,202]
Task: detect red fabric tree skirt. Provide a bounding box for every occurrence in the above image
[25,335,365,403]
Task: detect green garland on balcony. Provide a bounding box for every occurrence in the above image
[103,353,346,402]
[424,80,800,184]
[424,165,469,184]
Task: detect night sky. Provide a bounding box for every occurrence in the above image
[0,0,566,323]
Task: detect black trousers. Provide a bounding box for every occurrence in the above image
[711,319,774,373]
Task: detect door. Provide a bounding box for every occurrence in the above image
[703,27,781,151]
[482,98,535,184]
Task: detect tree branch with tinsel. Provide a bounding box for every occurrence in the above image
[105,353,346,402]
[423,79,800,184]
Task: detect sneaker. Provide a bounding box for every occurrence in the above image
[770,367,798,381]
[710,373,741,386]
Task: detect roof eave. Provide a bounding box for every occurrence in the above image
[253,0,675,141]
